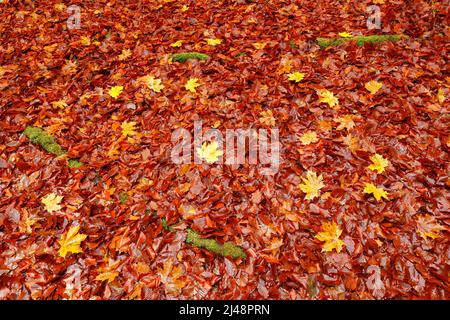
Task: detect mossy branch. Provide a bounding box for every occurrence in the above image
[23,126,83,168]
[23,126,66,156]
[171,52,210,63]
[186,228,247,259]
[316,34,404,48]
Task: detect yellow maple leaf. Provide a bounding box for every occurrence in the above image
[335,114,356,131]
[299,170,325,200]
[300,131,318,145]
[259,109,276,126]
[181,5,189,12]
[80,36,91,46]
[121,121,137,137]
[54,3,66,11]
[368,153,389,174]
[185,78,200,93]
[157,259,187,296]
[365,80,383,94]
[58,225,87,258]
[252,42,267,49]
[317,89,339,108]
[196,141,223,163]
[170,40,183,47]
[363,183,389,201]
[51,100,68,109]
[108,86,123,99]
[339,32,353,38]
[437,88,446,104]
[138,75,164,93]
[42,193,63,213]
[287,72,306,83]
[416,215,445,239]
[118,49,132,60]
[206,38,222,46]
[315,221,345,253]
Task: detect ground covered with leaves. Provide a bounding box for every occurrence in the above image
[0,0,449,300]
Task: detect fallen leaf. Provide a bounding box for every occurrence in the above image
[315,222,345,253]
[299,170,325,200]
[363,183,389,201]
[58,225,87,258]
[42,193,63,213]
[368,153,389,174]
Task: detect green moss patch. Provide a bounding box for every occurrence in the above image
[186,229,246,259]
[23,126,83,168]
[23,126,65,156]
[119,192,129,204]
[171,52,210,63]
[68,159,83,168]
[316,34,403,48]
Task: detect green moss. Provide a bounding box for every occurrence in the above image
[68,159,83,168]
[119,192,129,204]
[23,126,84,168]
[316,34,404,48]
[171,52,210,63]
[186,229,246,259]
[23,126,65,156]
[289,40,298,49]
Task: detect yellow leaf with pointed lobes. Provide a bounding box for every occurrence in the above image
[287,72,305,83]
[58,225,87,258]
[80,36,91,46]
[365,80,383,94]
[300,131,318,145]
[363,183,389,201]
[196,141,223,163]
[42,193,63,213]
[121,121,137,137]
[118,49,132,60]
[299,171,325,200]
[335,114,356,131]
[185,78,200,93]
[315,222,345,253]
[317,89,339,108]
[108,86,123,99]
[368,153,389,174]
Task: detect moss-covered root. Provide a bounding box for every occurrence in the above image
[23,126,66,156]
[316,34,403,48]
[186,229,247,259]
[171,52,210,63]
[23,126,83,168]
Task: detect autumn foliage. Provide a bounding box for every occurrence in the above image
[0,0,449,300]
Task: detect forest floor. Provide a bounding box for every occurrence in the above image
[0,0,449,299]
